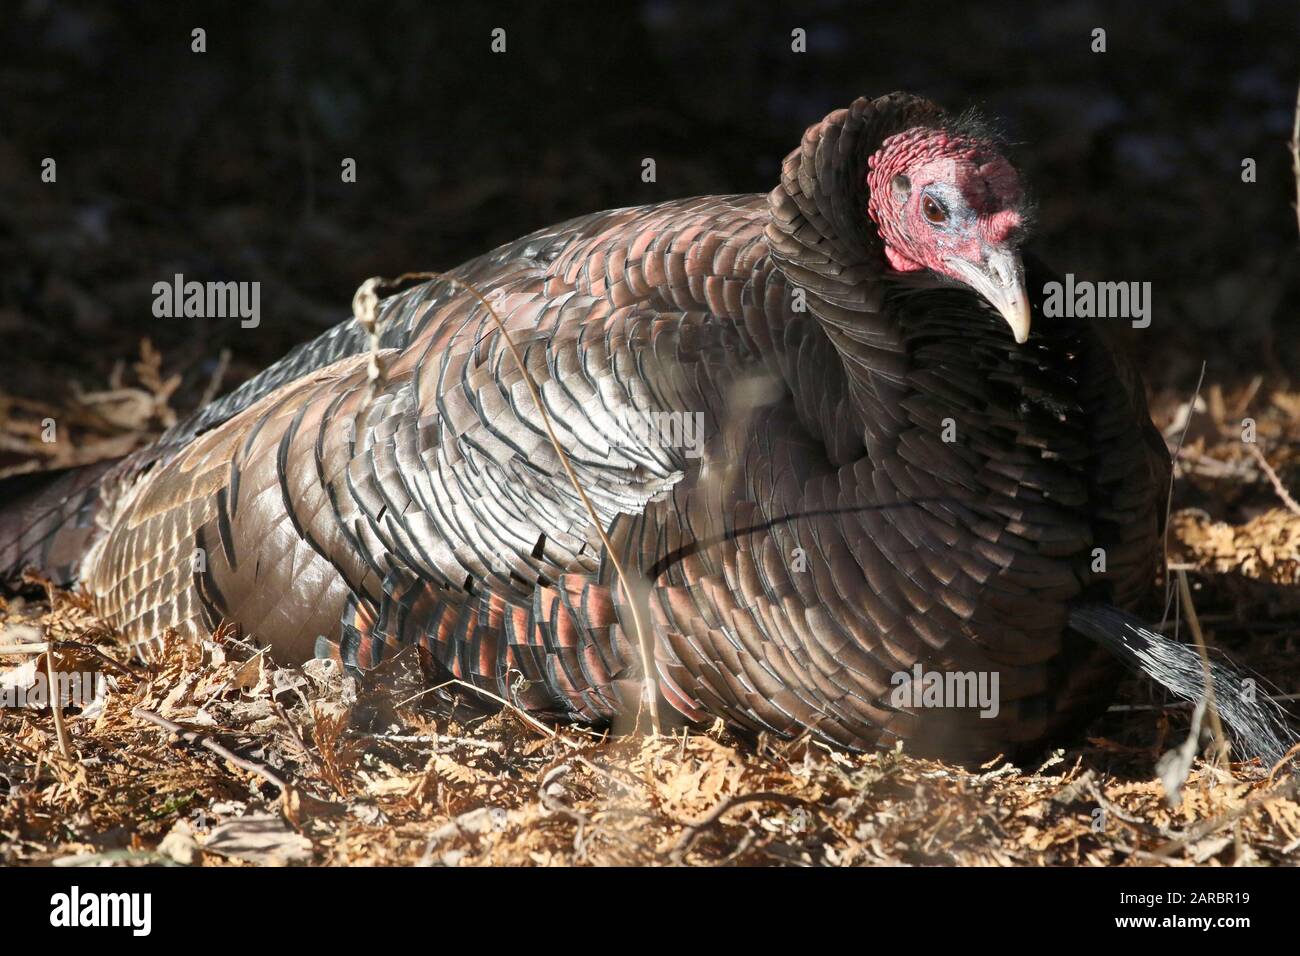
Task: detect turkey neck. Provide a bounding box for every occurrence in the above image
[764,154,1098,650]
[760,93,942,465]
[762,92,1091,519]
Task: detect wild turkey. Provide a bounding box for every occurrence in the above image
[2,92,1292,763]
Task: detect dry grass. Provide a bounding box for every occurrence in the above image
[0,581,1298,867]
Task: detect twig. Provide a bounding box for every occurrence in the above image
[573,753,646,793]
[670,791,813,864]
[1229,375,1263,420]
[1161,362,1206,632]
[350,278,389,386]
[1266,741,1300,787]
[197,348,232,409]
[53,639,148,680]
[0,643,49,655]
[356,272,661,736]
[1107,701,1193,713]
[132,707,289,792]
[1177,454,1254,480]
[45,648,72,759]
[1245,443,1300,516]
[271,700,333,787]
[427,677,564,741]
[1175,570,1228,766]
[368,733,504,753]
[1290,80,1300,237]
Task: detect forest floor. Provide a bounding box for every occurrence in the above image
[2,371,1300,866]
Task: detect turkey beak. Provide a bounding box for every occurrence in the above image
[946,248,1032,344]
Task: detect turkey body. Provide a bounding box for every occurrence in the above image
[24,95,1173,760]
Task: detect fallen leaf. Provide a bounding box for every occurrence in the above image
[202,814,313,866]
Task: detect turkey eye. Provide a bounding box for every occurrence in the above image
[922,195,948,225]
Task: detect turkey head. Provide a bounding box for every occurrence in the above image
[765,92,1032,345]
[866,125,1031,343]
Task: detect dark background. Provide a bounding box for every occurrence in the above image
[1,0,1297,411]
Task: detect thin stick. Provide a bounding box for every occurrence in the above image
[1266,741,1300,787]
[428,677,560,740]
[1160,362,1207,632]
[1290,81,1300,237]
[368,733,504,753]
[272,700,331,785]
[356,272,661,736]
[1246,443,1300,516]
[45,648,72,759]
[0,636,146,677]
[0,643,50,655]
[1175,570,1228,766]
[132,707,290,792]
[50,639,149,680]
[197,348,232,408]
[671,791,813,863]
[1228,375,1263,420]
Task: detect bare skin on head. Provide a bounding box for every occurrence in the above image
[866,126,1032,343]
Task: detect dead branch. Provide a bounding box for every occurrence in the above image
[132,706,290,793]
[1245,443,1300,516]
[671,791,814,864]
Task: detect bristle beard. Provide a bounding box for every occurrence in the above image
[946,106,1008,151]
[1069,603,1297,766]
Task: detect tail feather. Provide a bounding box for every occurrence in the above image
[0,463,112,586]
[1069,603,1296,766]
